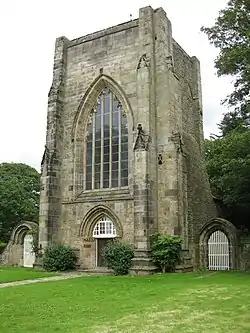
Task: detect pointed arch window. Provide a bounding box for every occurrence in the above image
[93,216,117,238]
[85,87,128,190]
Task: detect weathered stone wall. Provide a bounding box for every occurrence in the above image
[153,8,216,263]
[0,243,23,266]
[39,6,217,270]
[0,221,38,267]
[155,9,184,241]
[56,18,140,264]
[175,48,217,266]
[60,200,134,268]
[239,237,250,271]
[39,36,69,248]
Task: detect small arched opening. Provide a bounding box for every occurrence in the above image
[208,230,229,271]
[200,218,238,271]
[92,216,117,267]
[1,221,38,267]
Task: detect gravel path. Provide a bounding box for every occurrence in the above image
[0,272,89,288]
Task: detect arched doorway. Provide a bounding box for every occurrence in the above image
[23,234,35,268]
[93,216,117,267]
[199,218,238,271]
[208,230,230,271]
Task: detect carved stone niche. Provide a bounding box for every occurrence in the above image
[171,132,186,156]
[137,54,150,70]
[133,124,151,151]
[158,154,163,165]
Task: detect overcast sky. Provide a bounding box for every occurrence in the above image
[0,0,232,171]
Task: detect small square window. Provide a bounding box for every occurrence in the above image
[112,162,118,171]
[86,182,92,190]
[112,179,118,188]
[104,154,109,162]
[103,180,109,188]
[94,181,100,189]
[121,178,128,187]
[112,153,119,161]
[103,171,109,182]
[86,173,92,182]
[103,163,109,172]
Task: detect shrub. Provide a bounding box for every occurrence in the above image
[0,241,7,254]
[102,239,134,275]
[43,244,77,272]
[150,234,182,273]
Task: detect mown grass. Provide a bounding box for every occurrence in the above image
[0,272,250,333]
[0,266,57,283]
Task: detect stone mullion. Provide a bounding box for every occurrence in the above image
[109,93,113,188]
[91,117,96,190]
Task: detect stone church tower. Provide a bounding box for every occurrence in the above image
[39,6,217,273]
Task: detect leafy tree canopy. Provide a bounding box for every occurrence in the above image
[205,130,250,208]
[0,163,40,243]
[201,0,250,109]
[202,1,250,233]
[218,104,250,136]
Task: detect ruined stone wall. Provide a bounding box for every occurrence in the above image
[0,243,23,266]
[0,221,38,267]
[154,9,184,241]
[172,41,217,265]
[39,6,217,270]
[239,237,250,271]
[154,9,216,256]
[54,20,140,258]
[39,36,69,248]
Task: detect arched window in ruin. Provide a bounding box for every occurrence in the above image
[85,88,128,190]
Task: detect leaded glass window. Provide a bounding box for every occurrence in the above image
[93,216,117,238]
[85,88,128,190]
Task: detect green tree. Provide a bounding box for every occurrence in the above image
[202,0,250,232]
[205,130,250,208]
[218,104,250,136]
[201,0,250,108]
[0,163,40,243]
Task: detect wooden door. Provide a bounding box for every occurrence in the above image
[97,238,110,267]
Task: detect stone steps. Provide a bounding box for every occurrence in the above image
[78,268,114,276]
[175,264,193,273]
[174,249,194,273]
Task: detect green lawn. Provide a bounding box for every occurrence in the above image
[0,272,250,333]
[0,266,57,283]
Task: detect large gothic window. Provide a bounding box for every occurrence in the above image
[85,88,128,190]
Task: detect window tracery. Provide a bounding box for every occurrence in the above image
[93,216,117,238]
[85,88,128,190]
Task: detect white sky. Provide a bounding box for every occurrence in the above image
[0,0,232,172]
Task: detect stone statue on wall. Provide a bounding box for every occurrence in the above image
[134,124,151,151]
